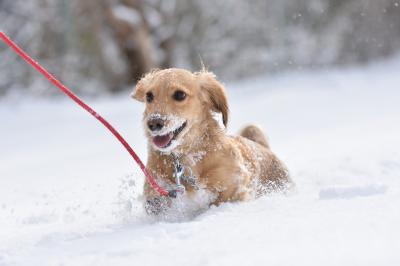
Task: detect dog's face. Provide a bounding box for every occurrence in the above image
[132,68,228,153]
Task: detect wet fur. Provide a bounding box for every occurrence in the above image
[132,68,291,213]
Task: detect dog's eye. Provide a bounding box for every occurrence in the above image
[146,92,154,103]
[173,90,186,101]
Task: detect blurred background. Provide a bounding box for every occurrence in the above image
[1,0,400,96]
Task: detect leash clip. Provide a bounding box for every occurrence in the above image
[170,155,199,198]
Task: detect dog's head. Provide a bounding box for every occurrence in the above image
[132,68,228,153]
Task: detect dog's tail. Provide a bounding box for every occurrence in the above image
[239,125,270,149]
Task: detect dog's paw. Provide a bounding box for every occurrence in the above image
[144,197,168,215]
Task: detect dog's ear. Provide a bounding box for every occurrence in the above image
[131,70,159,102]
[130,81,146,102]
[197,71,229,127]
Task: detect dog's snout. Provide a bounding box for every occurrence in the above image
[147,118,164,132]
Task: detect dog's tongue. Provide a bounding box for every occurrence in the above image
[153,133,174,148]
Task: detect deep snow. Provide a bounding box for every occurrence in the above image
[1,57,400,265]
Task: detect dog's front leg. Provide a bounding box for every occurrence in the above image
[144,197,169,215]
[143,180,170,215]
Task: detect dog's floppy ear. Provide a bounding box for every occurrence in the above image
[130,70,159,102]
[131,81,145,102]
[197,71,229,127]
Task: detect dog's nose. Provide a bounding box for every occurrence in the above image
[147,118,164,132]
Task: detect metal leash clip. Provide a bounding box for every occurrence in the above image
[168,156,199,197]
[173,161,186,195]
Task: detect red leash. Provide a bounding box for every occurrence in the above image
[0,31,175,197]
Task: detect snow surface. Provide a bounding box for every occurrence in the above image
[1,57,400,265]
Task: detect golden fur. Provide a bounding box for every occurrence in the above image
[132,68,291,214]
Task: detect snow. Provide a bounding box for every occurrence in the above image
[1,56,400,265]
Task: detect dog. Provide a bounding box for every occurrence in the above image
[132,68,291,215]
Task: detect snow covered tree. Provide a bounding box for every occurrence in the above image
[1,0,400,96]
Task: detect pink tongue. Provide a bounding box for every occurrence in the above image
[153,133,174,148]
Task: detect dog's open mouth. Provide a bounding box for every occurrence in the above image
[152,122,187,149]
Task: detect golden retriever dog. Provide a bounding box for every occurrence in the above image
[132,68,291,215]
